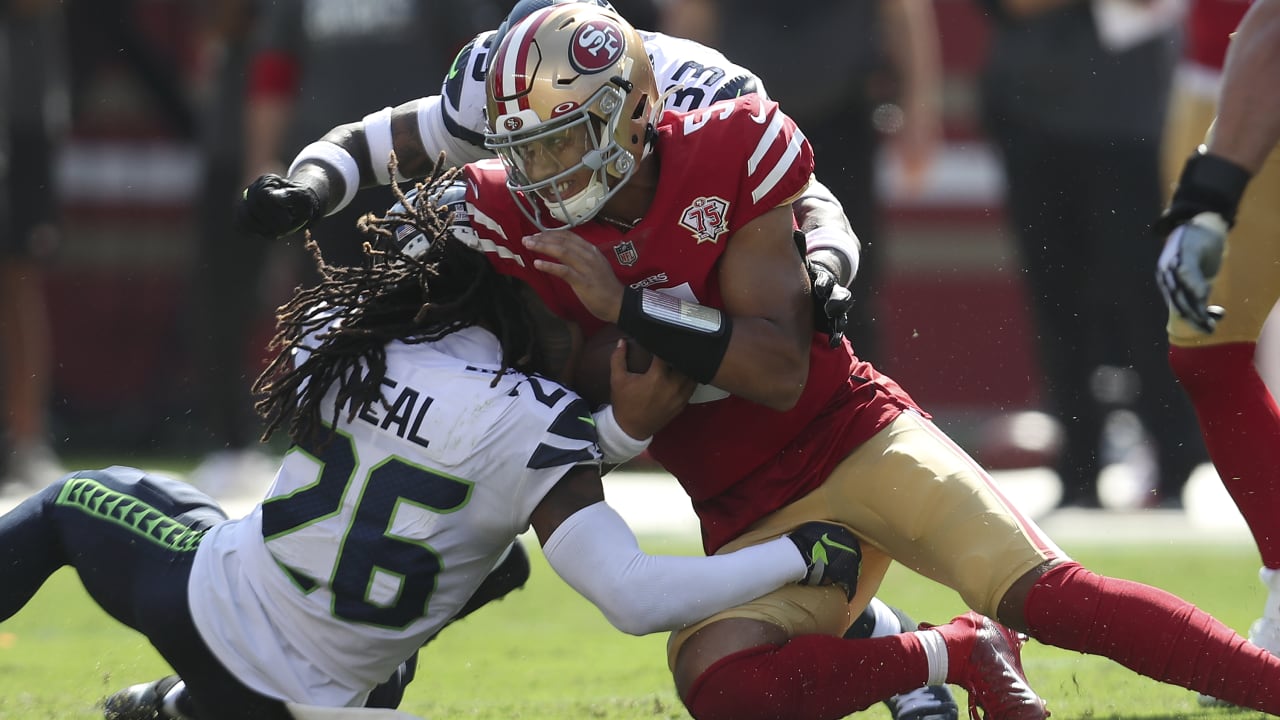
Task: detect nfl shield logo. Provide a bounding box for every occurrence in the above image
[613,240,638,266]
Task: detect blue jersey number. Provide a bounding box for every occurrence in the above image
[262,427,473,629]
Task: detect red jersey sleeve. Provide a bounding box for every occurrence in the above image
[668,94,814,233]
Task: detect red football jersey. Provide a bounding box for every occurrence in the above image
[464,94,924,552]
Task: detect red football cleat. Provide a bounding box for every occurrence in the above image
[925,612,1049,720]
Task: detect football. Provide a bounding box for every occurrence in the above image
[572,324,653,407]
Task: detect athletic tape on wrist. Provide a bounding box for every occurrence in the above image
[592,404,652,464]
[361,107,396,185]
[616,287,732,384]
[289,141,360,216]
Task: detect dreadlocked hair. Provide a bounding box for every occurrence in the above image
[252,155,542,446]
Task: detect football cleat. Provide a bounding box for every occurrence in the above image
[886,684,961,720]
[925,612,1048,720]
[102,675,190,720]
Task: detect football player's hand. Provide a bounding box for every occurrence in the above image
[1152,151,1252,334]
[235,173,322,239]
[807,259,853,348]
[524,230,625,322]
[1156,212,1228,334]
[787,521,862,601]
[608,340,695,440]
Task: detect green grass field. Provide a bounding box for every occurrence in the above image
[0,532,1269,719]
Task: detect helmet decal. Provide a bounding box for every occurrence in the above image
[551,101,581,117]
[569,20,625,74]
[489,7,557,111]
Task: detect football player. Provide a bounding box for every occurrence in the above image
[236,0,858,351]
[1156,0,1280,705]
[451,5,1280,718]
[0,173,865,719]
[234,1,960,717]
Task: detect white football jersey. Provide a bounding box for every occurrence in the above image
[436,29,767,163]
[188,326,600,707]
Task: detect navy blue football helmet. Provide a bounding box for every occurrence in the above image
[385,181,475,260]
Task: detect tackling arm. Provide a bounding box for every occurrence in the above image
[238,95,488,238]
[792,177,859,285]
[531,467,859,636]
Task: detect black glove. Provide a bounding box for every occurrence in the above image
[807,259,853,348]
[787,521,862,601]
[1153,152,1252,237]
[235,173,322,239]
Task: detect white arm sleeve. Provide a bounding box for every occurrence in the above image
[288,141,361,217]
[542,501,804,636]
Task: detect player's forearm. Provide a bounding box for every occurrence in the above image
[1206,0,1280,175]
[283,99,442,217]
[793,179,860,286]
[710,314,811,410]
[543,502,803,635]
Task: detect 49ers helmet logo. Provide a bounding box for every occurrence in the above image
[570,20,624,74]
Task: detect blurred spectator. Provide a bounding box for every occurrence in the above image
[182,0,278,496]
[187,0,497,496]
[975,0,1204,508]
[0,0,70,495]
[662,0,943,367]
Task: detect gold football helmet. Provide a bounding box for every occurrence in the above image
[485,4,659,229]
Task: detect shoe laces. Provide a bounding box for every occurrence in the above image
[953,613,1048,720]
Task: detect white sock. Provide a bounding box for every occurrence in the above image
[913,629,949,686]
[1260,566,1280,623]
[866,597,904,638]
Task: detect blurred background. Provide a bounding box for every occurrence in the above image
[2,0,1270,517]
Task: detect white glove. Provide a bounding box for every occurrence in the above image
[1156,211,1228,334]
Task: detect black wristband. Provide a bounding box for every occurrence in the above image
[1166,151,1253,228]
[616,287,732,384]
